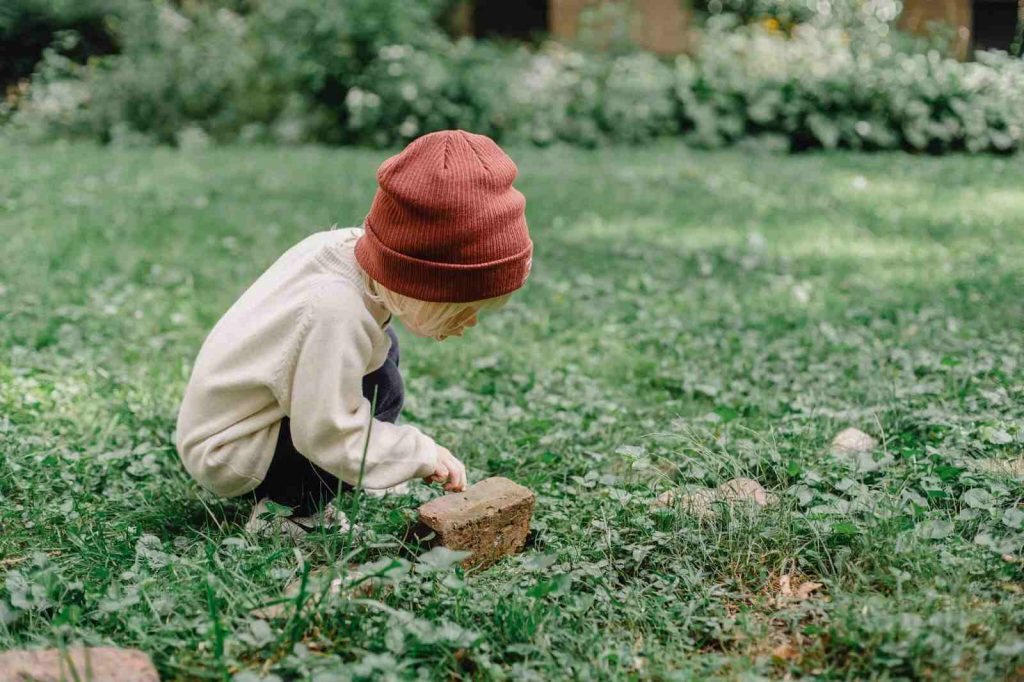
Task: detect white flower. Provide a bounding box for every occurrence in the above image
[158,6,192,33]
[399,117,419,137]
[345,88,365,108]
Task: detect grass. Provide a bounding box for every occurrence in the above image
[1,140,1022,680]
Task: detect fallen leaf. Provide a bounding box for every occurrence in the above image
[778,574,823,604]
[795,581,823,600]
[771,642,799,661]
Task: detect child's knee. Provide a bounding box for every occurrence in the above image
[179,437,268,498]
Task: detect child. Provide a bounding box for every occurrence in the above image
[175,129,533,538]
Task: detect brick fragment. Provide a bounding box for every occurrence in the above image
[0,647,159,682]
[417,477,535,570]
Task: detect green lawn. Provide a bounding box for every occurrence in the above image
[1,141,1022,680]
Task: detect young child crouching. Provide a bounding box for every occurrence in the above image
[174,130,533,538]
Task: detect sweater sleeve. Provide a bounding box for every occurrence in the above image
[280,281,438,489]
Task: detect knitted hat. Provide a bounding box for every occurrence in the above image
[355,129,533,303]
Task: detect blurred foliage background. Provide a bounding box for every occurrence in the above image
[1,0,1023,152]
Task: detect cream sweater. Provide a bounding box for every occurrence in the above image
[175,226,438,498]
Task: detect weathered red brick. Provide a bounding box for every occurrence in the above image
[417,476,535,570]
[0,647,159,682]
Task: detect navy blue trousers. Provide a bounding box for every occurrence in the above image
[252,325,404,514]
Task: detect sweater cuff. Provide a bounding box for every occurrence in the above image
[413,430,440,480]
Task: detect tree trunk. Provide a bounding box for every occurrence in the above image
[1015,0,1024,56]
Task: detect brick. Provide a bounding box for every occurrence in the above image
[416,477,535,570]
[0,647,159,682]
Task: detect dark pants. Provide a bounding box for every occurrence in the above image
[252,325,405,515]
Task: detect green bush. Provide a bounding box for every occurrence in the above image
[242,0,449,143]
[5,0,450,144]
[502,43,605,146]
[5,0,1024,154]
[0,0,119,88]
[693,0,903,31]
[675,21,1024,153]
[601,52,678,143]
[342,40,460,147]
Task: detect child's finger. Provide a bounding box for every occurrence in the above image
[433,462,449,481]
[450,462,466,492]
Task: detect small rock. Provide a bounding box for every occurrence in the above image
[831,427,878,455]
[251,564,374,620]
[416,477,535,570]
[654,487,718,517]
[0,647,158,682]
[718,477,777,506]
[654,477,777,518]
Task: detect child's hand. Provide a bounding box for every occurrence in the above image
[424,446,467,492]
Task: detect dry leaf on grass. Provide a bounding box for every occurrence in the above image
[771,642,800,661]
[777,574,823,604]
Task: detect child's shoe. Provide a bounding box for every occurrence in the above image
[245,498,352,541]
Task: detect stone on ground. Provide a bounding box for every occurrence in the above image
[654,477,777,518]
[0,647,158,682]
[416,476,535,570]
[251,564,374,620]
[718,477,776,506]
[831,427,878,455]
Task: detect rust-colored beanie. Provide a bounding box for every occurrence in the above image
[355,129,533,303]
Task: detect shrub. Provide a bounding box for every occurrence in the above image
[5,0,1024,154]
[693,0,902,30]
[242,0,449,142]
[502,43,606,146]
[343,40,459,147]
[601,52,678,143]
[0,0,119,89]
[674,21,1024,153]
[5,0,450,144]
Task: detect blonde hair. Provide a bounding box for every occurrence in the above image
[358,268,516,340]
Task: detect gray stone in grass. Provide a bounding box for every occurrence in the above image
[416,477,536,570]
[831,427,878,456]
[654,477,777,518]
[0,647,159,682]
[251,564,375,620]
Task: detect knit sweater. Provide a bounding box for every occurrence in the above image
[175,226,439,498]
